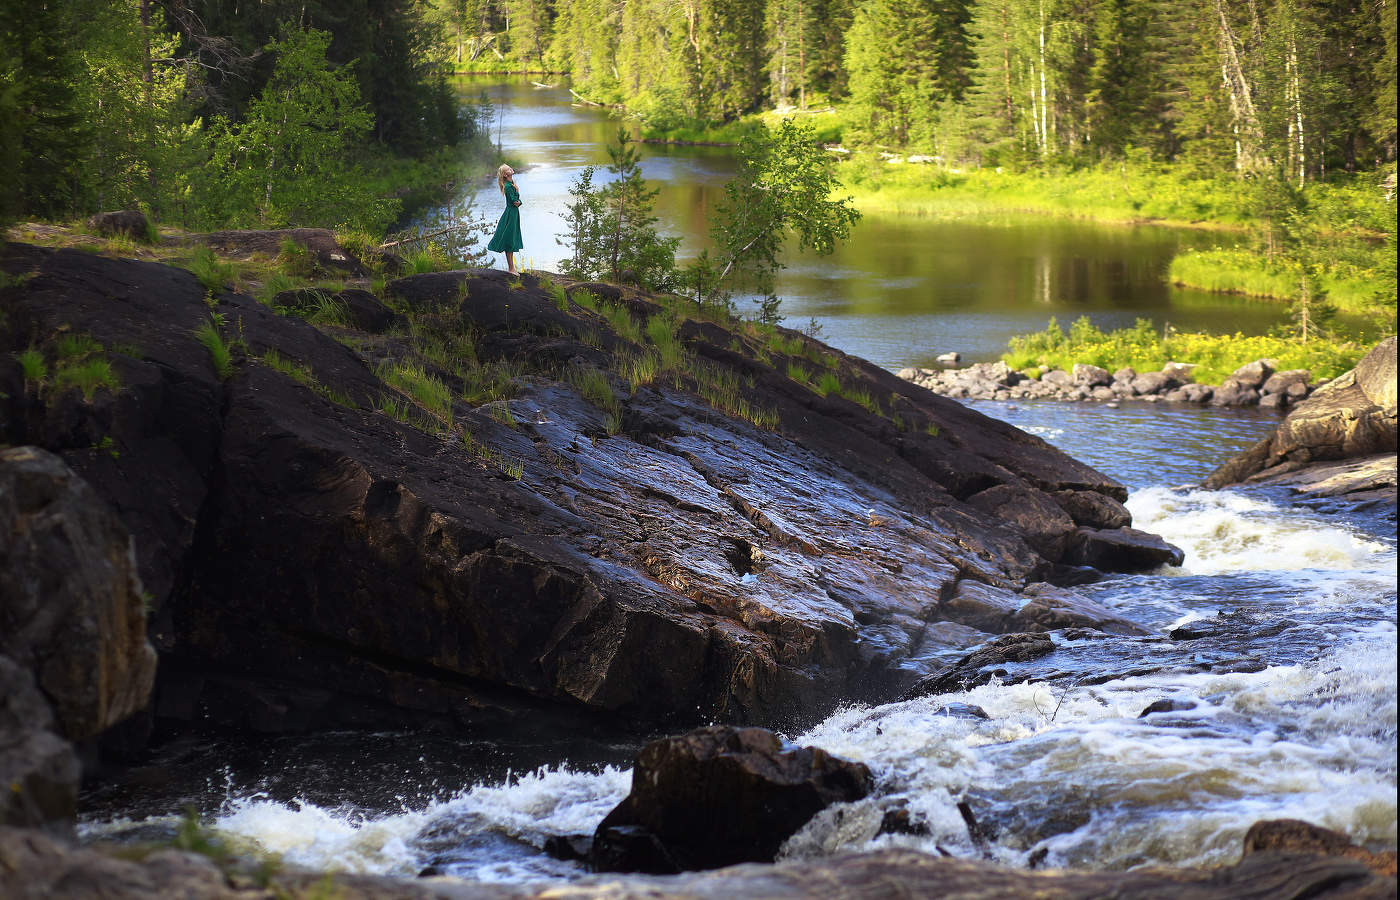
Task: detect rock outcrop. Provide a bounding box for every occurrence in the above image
[1206,337,1397,503]
[1,242,1183,739]
[591,725,872,873]
[0,446,156,829]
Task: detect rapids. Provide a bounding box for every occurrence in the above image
[78,400,1399,883]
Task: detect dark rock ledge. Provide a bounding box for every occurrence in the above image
[2,241,1183,739]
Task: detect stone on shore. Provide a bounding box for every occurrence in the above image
[1207,337,1397,504]
[1072,363,1111,387]
[85,210,150,240]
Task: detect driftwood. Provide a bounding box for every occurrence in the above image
[570,88,602,106]
[379,223,479,250]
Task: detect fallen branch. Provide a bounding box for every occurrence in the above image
[569,88,602,106]
[379,223,479,250]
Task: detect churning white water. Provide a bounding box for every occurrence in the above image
[78,401,1398,883]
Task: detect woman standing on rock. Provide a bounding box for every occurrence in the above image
[487,164,524,275]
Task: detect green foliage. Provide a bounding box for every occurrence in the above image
[816,371,841,396]
[307,294,350,327]
[55,358,118,400]
[201,27,398,232]
[404,245,451,274]
[645,314,684,370]
[194,320,232,380]
[186,248,235,293]
[1004,315,1368,383]
[600,301,643,343]
[838,384,880,414]
[618,350,661,391]
[559,129,680,289]
[786,361,811,384]
[689,359,780,429]
[693,120,859,319]
[381,361,453,420]
[567,365,620,418]
[16,348,47,385]
[257,272,298,306]
[461,428,525,479]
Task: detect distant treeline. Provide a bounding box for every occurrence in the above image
[431,0,1397,176]
[1,1,474,229]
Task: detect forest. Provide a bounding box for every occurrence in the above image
[435,0,1396,177]
[1,0,483,233]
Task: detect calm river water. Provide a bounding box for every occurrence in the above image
[420,78,1291,368]
[78,78,1396,885]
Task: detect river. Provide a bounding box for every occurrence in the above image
[76,78,1397,884]
[416,77,1295,368]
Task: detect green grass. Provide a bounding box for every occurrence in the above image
[256,272,298,306]
[618,350,661,391]
[261,348,356,406]
[461,428,525,479]
[600,302,642,343]
[277,239,315,278]
[570,289,600,312]
[925,422,941,437]
[17,347,47,383]
[786,361,811,385]
[55,357,118,399]
[380,361,453,420]
[816,371,841,396]
[645,314,684,370]
[542,277,570,311]
[567,364,620,418]
[186,247,235,293]
[1003,315,1369,384]
[306,293,350,327]
[404,246,449,274]
[690,359,780,430]
[1169,246,1392,314]
[194,320,232,379]
[461,362,519,405]
[838,384,880,414]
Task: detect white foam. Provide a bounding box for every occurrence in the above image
[1127,487,1392,575]
[787,632,1398,869]
[210,764,630,877]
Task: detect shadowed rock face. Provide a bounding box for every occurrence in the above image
[1,244,1181,735]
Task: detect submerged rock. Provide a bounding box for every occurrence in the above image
[591,725,872,873]
[902,632,1057,698]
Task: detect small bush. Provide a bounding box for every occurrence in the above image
[194,320,232,379]
[404,245,448,274]
[187,248,236,293]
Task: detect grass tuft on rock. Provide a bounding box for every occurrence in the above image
[194,320,232,380]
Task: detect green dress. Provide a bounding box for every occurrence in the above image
[487,182,523,252]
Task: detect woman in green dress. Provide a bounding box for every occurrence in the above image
[487,164,524,275]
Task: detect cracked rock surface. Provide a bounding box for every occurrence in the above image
[2,244,1181,735]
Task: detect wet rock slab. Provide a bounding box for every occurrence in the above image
[1,244,1182,736]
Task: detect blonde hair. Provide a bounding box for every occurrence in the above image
[496,164,514,193]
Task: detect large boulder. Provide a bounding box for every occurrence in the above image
[1,244,1183,740]
[85,210,150,241]
[0,446,156,741]
[591,725,872,873]
[1207,337,1397,502]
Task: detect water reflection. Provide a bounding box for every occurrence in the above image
[420,76,1294,367]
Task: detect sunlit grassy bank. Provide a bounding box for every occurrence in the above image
[1002,317,1370,385]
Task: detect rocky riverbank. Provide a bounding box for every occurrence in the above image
[1207,337,1397,505]
[1,231,1394,898]
[899,357,1324,408]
